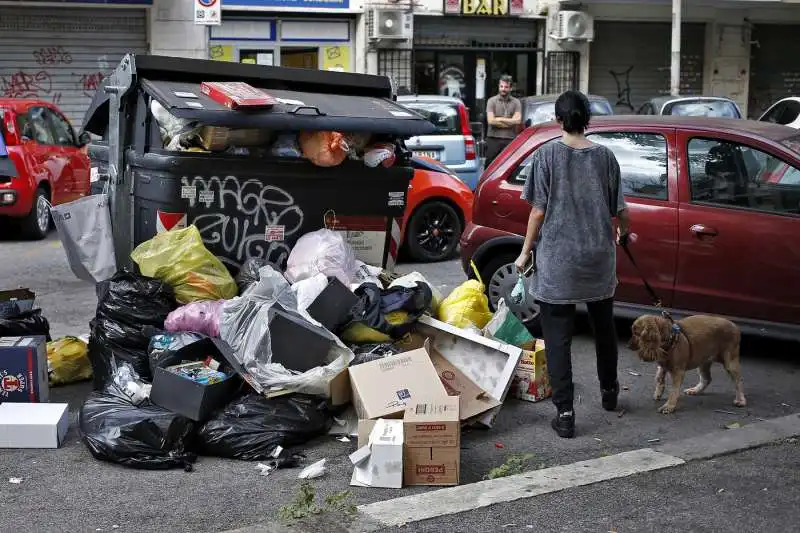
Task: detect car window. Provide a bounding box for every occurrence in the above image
[760,102,787,124]
[588,132,669,200]
[688,137,800,216]
[762,100,800,126]
[45,108,76,146]
[400,101,461,135]
[507,138,558,185]
[526,101,613,126]
[665,100,740,118]
[19,107,56,145]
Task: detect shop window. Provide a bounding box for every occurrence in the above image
[438,54,467,100]
[414,51,436,95]
[378,50,412,95]
[589,132,669,200]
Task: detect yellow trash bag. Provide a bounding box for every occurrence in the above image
[437,261,493,330]
[47,336,93,386]
[131,225,238,304]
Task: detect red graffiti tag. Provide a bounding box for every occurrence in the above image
[79,71,105,98]
[1,70,53,99]
[33,46,73,66]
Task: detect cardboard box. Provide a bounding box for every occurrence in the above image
[403,396,460,448]
[200,81,277,110]
[0,403,69,448]
[198,126,273,151]
[404,446,459,486]
[428,347,502,422]
[0,336,48,403]
[0,289,35,318]
[348,346,447,420]
[511,339,551,403]
[306,277,359,333]
[352,419,404,488]
[150,366,241,422]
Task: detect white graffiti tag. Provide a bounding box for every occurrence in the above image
[181,175,304,269]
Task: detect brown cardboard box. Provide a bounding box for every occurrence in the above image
[404,446,459,486]
[348,347,447,420]
[511,339,551,403]
[428,347,502,421]
[403,396,460,448]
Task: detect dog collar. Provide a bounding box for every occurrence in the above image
[663,323,682,352]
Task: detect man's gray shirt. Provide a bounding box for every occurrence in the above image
[522,140,627,304]
[486,94,521,139]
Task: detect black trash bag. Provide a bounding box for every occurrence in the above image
[195,394,333,461]
[96,270,177,328]
[79,383,196,470]
[349,342,401,366]
[148,331,206,375]
[88,319,155,388]
[92,316,153,349]
[343,282,433,340]
[0,308,51,341]
[234,258,268,294]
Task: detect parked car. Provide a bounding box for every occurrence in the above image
[521,94,614,128]
[0,99,91,239]
[462,116,800,340]
[637,96,743,118]
[397,95,481,190]
[758,97,800,129]
[404,155,473,263]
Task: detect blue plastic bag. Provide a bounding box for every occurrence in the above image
[510,274,526,306]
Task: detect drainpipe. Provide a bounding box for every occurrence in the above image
[670,0,682,96]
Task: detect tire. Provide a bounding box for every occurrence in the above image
[21,187,51,240]
[405,200,463,263]
[479,253,542,336]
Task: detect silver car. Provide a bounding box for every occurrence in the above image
[398,95,481,190]
[637,96,743,118]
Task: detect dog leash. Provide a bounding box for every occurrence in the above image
[619,237,663,309]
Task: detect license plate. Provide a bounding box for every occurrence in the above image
[413,150,441,160]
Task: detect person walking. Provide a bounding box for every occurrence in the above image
[514,90,631,439]
[485,75,522,165]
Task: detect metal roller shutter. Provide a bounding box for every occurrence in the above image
[0,7,148,131]
[414,16,538,49]
[748,24,800,119]
[588,21,706,113]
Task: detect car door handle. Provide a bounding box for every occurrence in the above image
[491,200,499,205]
[690,224,718,237]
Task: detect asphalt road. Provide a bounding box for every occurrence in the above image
[1,234,799,533]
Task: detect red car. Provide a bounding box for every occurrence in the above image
[403,155,474,263]
[461,116,800,340]
[0,99,91,239]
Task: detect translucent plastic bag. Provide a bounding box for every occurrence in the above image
[131,225,238,304]
[483,298,535,348]
[285,229,359,286]
[48,336,93,386]
[298,131,349,167]
[164,300,224,338]
[438,264,493,330]
[291,273,330,311]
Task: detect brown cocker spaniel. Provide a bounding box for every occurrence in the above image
[629,314,746,414]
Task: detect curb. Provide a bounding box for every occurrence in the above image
[220,413,800,533]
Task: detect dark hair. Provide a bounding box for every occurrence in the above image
[555,90,591,134]
[499,75,513,84]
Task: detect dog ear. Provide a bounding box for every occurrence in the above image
[637,319,663,362]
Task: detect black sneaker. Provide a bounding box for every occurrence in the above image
[602,382,619,411]
[551,410,575,439]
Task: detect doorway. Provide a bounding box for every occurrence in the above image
[280,48,319,69]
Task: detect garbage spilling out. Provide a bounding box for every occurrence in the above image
[1,56,554,493]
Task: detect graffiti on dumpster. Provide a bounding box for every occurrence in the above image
[181,175,305,269]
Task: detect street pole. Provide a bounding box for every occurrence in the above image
[670,0,682,96]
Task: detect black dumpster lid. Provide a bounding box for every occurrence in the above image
[141,80,435,137]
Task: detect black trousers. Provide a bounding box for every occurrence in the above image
[485,137,512,166]
[539,298,619,412]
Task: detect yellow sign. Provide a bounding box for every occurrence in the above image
[321,45,351,72]
[462,0,508,16]
[209,44,234,62]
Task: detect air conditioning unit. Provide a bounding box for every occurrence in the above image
[552,10,595,42]
[370,9,413,40]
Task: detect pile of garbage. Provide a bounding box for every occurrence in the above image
[1,224,552,489]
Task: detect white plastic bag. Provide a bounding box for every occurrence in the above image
[291,273,329,311]
[285,229,358,286]
[51,194,117,283]
[510,274,527,306]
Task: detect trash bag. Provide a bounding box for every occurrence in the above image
[148,332,206,375]
[349,343,401,366]
[96,270,177,328]
[195,394,333,460]
[79,383,196,470]
[438,279,493,330]
[47,336,93,386]
[0,308,51,341]
[389,272,443,313]
[268,133,302,158]
[88,320,154,387]
[298,131,348,167]
[131,225,238,304]
[234,258,268,294]
[363,142,396,168]
[510,274,527,306]
[340,282,432,343]
[285,229,359,287]
[483,298,535,348]
[164,300,224,338]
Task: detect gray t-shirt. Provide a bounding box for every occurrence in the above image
[522,140,627,304]
[486,94,521,139]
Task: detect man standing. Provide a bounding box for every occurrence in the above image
[485,75,522,165]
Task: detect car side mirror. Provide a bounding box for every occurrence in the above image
[78,131,91,147]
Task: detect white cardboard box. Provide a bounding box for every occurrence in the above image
[0,403,69,448]
[352,419,404,489]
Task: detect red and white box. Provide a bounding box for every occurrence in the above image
[200,81,276,110]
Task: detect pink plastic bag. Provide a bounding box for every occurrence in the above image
[164,300,224,338]
[298,131,349,167]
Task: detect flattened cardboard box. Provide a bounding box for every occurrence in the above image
[512,338,551,403]
[428,346,502,422]
[403,395,460,448]
[348,346,447,420]
[404,446,459,486]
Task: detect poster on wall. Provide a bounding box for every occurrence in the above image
[209,44,234,62]
[195,0,221,26]
[322,46,350,72]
